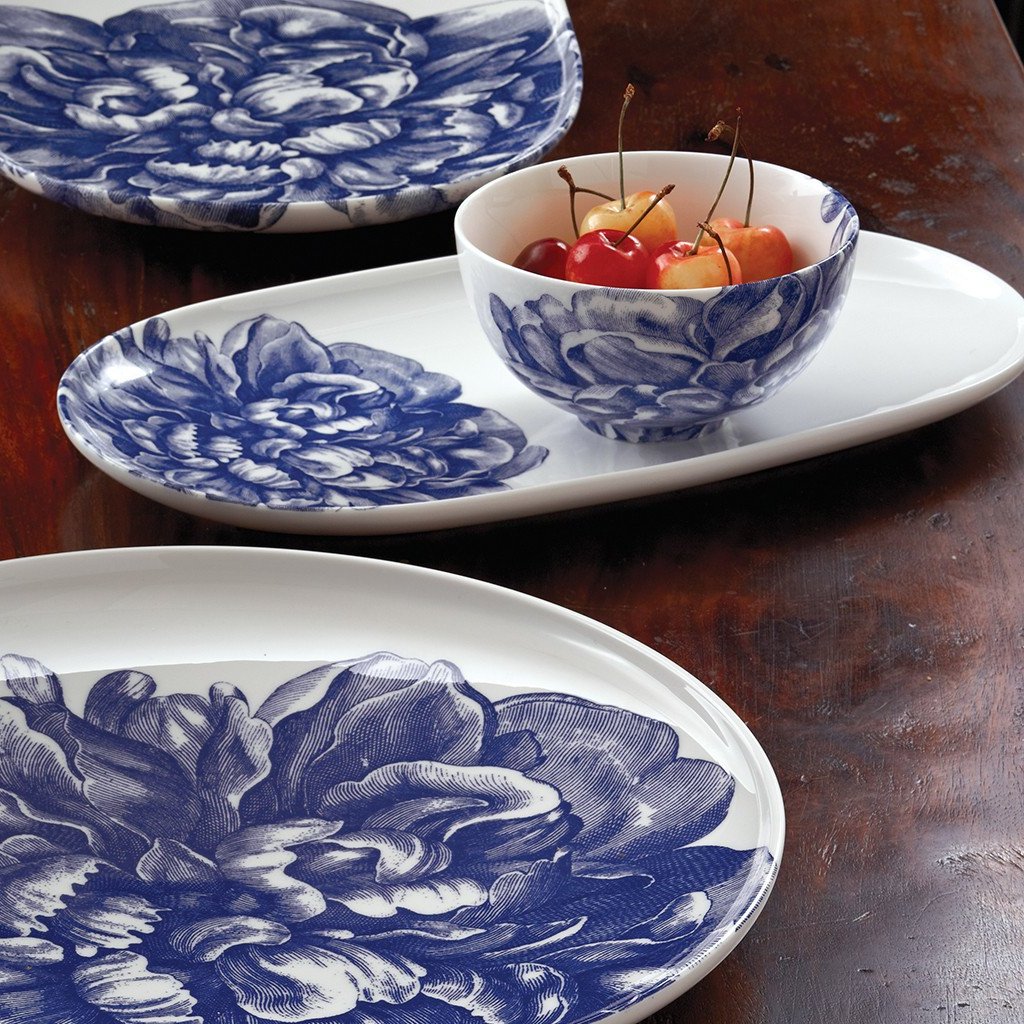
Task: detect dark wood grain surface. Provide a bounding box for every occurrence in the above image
[3,0,1024,1020]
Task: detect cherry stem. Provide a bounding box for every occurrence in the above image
[618,83,635,210]
[558,165,615,239]
[692,111,742,251]
[707,113,753,226]
[611,183,674,248]
[697,221,734,286]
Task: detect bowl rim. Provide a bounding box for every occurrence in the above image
[454,150,860,298]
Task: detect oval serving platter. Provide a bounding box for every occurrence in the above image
[56,232,1024,535]
[0,545,784,1021]
[0,0,581,231]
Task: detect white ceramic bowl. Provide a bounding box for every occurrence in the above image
[455,151,859,441]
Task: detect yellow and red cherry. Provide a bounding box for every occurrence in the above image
[707,216,742,231]
[643,120,744,290]
[700,117,794,282]
[647,237,742,289]
[514,237,570,279]
[699,220,793,282]
[566,229,650,287]
[578,83,678,252]
[579,190,678,254]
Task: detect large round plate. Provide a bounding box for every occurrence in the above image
[0,546,783,1023]
[0,0,581,231]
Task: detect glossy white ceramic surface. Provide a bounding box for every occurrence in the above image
[454,152,859,440]
[0,0,581,231]
[0,545,784,1018]
[57,232,1024,533]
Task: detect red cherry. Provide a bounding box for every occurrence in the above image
[647,239,742,289]
[565,229,649,288]
[514,237,570,279]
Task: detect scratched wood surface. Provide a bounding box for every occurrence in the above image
[2,0,1024,1020]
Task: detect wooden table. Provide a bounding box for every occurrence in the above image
[2,1,1024,1020]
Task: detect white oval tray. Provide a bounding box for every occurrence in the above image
[58,232,1024,533]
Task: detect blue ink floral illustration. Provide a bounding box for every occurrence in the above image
[0,0,580,229]
[486,212,858,442]
[821,189,858,252]
[0,651,772,1024]
[59,314,547,508]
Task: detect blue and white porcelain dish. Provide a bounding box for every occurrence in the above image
[455,151,859,442]
[60,309,550,511]
[0,545,785,1023]
[0,0,581,231]
[56,233,1024,534]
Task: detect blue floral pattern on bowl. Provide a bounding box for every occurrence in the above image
[484,194,859,443]
[0,0,581,230]
[58,315,547,509]
[822,186,858,252]
[0,650,773,1024]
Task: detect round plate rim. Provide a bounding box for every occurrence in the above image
[0,0,583,232]
[0,543,785,1012]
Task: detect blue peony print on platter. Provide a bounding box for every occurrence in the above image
[0,648,776,1024]
[0,548,785,1023]
[0,0,582,231]
[57,312,549,519]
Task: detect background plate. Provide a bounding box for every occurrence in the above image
[0,545,784,1022]
[0,0,581,231]
[56,232,1024,534]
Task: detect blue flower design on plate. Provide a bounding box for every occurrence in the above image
[0,650,773,1024]
[0,0,581,230]
[487,232,858,442]
[58,315,547,509]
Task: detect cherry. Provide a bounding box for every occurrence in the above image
[579,190,678,253]
[564,183,672,287]
[565,229,649,288]
[699,117,795,282]
[645,128,743,290]
[647,234,742,289]
[700,220,793,282]
[514,237,570,279]
[577,84,678,252]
